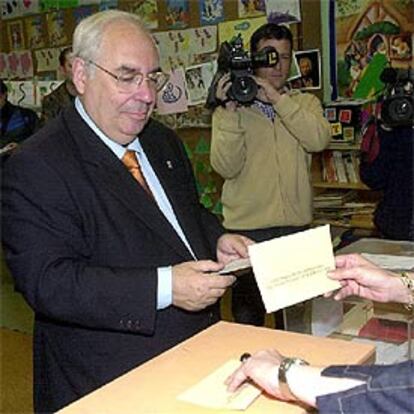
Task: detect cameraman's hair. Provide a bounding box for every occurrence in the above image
[72,10,150,75]
[250,24,293,54]
[59,47,72,67]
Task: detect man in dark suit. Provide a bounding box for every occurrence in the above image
[1,10,251,413]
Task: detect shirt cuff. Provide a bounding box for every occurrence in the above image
[157,266,172,309]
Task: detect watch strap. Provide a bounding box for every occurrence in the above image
[278,357,309,400]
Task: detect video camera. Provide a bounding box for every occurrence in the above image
[206,34,278,108]
[379,67,414,128]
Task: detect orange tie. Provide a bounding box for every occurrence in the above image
[122,150,153,197]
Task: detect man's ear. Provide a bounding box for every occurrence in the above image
[72,57,88,95]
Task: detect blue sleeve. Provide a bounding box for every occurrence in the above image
[316,360,414,414]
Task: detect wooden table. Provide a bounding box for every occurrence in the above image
[58,321,375,414]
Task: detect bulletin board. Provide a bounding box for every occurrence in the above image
[0,0,324,216]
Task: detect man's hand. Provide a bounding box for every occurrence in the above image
[215,73,239,111]
[172,260,235,311]
[216,234,254,265]
[254,76,283,104]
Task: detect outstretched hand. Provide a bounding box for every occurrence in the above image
[328,254,406,304]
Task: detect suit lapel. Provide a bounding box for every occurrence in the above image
[62,108,194,261]
[141,124,210,260]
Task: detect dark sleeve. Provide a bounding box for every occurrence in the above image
[359,129,388,190]
[40,94,55,126]
[24,107,40,135]
[316,361,414,414]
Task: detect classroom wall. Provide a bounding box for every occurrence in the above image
[1,0,325,214]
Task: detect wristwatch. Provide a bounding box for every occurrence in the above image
[278,357,309,400]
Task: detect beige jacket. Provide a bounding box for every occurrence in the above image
[211,91,331,230]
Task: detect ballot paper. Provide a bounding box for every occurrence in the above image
[249,225,340,313]
[177,359,262,410]
[219,257,252,276]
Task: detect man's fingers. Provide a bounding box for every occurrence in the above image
[205,274,236,288]
[193,259,224,273]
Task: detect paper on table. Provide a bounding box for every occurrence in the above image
[176,359,262,410]
[248,225,340,313]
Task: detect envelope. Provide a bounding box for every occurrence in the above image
[248,225,340,312]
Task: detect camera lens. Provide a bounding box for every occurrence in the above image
[230,76,258,103]
[382,96,413,127]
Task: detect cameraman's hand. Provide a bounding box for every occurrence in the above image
[216,73,239,111]
[254,76,283,105]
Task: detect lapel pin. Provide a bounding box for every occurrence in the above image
[166,160,173,169]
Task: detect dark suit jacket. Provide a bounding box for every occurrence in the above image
[2,107,225,413]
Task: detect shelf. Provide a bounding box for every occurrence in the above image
[313,217,375,230]
[327,142,361,150]
[313,182,370,190]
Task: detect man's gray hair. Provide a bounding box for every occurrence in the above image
[72,10,151,69]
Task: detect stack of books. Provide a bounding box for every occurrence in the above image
[313,191,376,227]
[321,151,361,184]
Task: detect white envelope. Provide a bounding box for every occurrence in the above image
[248,225,340,312]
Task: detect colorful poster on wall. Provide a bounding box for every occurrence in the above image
[26,15,46,49]
[7,20,25,50]
[185,61,217,106]
[2,0,21,19]
[165,0,190,29]
[199,0,224,25]
[154,26,217,71]
[21,0,40,15]
[7,81,36,107]
[18,50,34,78]
[265,0,301,24]
[6,51,33,79]
[47,10,67,46]
[218,16,267,45]
[335,0,413,98]
[153,30,191,70]
[35,48,61,72]
[191,26,218,58]
[129,0,158,29]
[156,68,188,115]
[238,0,266,18]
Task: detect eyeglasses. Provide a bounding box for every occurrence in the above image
[88,60,169,92]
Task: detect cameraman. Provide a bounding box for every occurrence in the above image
[360,122,413,241]
[210,24,331,328]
